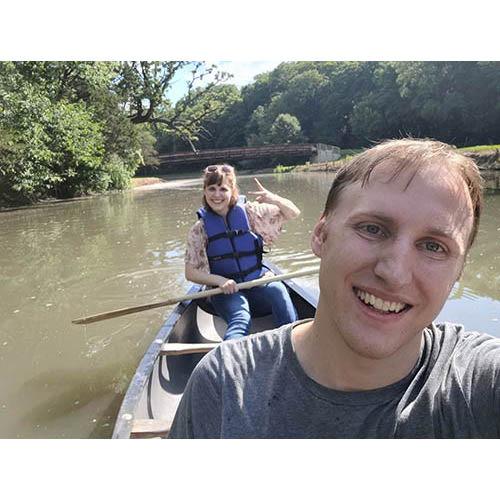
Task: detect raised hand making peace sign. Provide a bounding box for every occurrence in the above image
[248,178,280,205]
[248,177,301,220]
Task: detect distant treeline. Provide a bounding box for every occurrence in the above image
[1,61,499,207]
[161,61,500,154]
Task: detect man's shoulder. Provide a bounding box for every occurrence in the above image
[432,321,500,370]
[434,321,500,346]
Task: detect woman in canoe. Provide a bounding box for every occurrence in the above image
[185,164,301,341]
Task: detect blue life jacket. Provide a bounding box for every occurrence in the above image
[197,201,264,283]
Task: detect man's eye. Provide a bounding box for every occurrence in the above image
[424,241,445,253]
[362,224,382,235]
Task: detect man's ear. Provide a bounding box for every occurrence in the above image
[311,217,327,257]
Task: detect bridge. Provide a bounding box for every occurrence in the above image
[157,143,341,167]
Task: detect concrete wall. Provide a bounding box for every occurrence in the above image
[311,143,341,163]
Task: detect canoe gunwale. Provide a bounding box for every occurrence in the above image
[112,282,202,439]
[265,261,318,309]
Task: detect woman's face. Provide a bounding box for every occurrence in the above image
[204,181,233,216]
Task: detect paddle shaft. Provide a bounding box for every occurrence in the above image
[72,267,319,325]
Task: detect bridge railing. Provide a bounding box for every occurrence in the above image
[158,143,317,164]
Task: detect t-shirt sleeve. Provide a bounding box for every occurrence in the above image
[245,201,285,246]
[168,349,223,438]
[184,220,210,273]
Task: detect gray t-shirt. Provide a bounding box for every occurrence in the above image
[168,321,500,438]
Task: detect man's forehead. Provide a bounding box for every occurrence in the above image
[359,162,472,201]
[368,160,460,185]
[334,163,474,227]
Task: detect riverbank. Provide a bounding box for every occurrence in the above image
[82,146,500,193]
[274,147,500,174]
[131,177,168,188]
[2,147,499,213]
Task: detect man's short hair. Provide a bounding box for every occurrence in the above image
[323,138,484,249]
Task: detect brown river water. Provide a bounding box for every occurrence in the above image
[0,172,499,438]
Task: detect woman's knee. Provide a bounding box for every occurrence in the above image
[264,281,290,301]
[212,294,250,321]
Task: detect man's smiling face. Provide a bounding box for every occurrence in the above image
[311,162,474,361]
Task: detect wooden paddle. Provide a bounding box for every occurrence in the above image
[72,267,319,325]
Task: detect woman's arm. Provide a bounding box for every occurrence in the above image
[184,223,237,294]
[249,178,300,221]
[185,263,237,294]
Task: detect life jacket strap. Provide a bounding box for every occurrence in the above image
[207,229,248,243]
[224,262,264,281]
[208,249,258,262]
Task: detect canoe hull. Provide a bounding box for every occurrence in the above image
[112,262,318,439]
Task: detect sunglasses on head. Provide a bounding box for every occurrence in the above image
[204,165,233,174]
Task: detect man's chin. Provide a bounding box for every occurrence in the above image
[343,331,423,362]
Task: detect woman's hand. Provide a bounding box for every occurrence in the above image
[216,277,238,294]
[185,263,239,293]
[249,178,280,204]
[249,178,301,221]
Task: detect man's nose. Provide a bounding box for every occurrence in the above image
[373,241,413,289]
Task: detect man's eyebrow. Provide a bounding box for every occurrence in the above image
[350,211,396,226]
[424,227,459,241]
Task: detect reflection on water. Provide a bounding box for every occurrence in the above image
[0,172,499,438]
[437,192,500,331]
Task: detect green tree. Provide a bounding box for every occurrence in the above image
[196,85,245,149]
[0,65,107,204]
[349,63,409,143]
[246,105,270,146]
[0,62,140,205]
[166,60,500,152]
[172,84,242,150]
[268,113,304,144]
[267,68,327,140]
[115,61,231,150]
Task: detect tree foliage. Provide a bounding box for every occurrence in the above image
[176,61,500,151]
[0,63,109,204]
[0,61,232,206]
[2,60,499,206]
[115,61,230,150]
[268,114,304,144]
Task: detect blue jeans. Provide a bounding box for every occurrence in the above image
[210,281,298,341]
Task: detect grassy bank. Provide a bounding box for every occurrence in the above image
[274,145,500,173]
[274,149,362,173]
[459,145,500,152]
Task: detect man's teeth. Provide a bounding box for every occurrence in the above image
[355,289,407,313]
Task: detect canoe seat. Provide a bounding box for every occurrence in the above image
[130,419,172,438]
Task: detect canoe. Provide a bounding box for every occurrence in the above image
[112,261,318,439]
